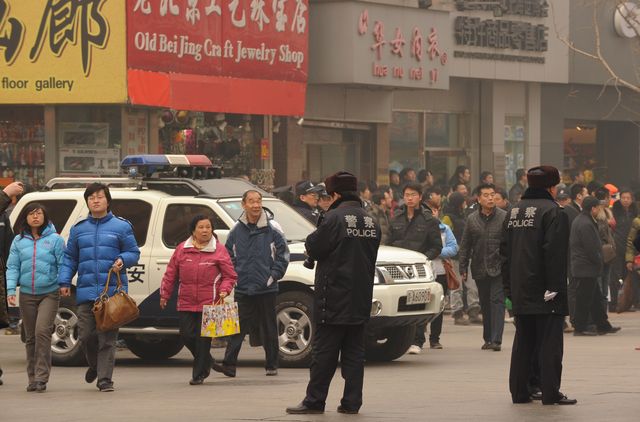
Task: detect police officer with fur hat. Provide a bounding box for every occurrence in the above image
[286,171,381,415]
[501,166,577,405]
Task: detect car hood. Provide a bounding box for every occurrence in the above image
[287,242,427,265]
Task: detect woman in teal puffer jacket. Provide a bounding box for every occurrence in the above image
[6,203,65,393]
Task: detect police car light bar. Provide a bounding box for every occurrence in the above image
[121,154,216,179]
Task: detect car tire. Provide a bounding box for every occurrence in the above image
[365,325,417,362]
[124,335,184,360]
[276,291,314,368]
[51,295,86,366]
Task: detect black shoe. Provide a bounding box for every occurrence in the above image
[543,393,577,405]
[85,367,98,383]
[35,382,46,393]
[265,368,278,376]
[189,377,205,385]
[513,398,533,404]
[429,342,443,349]
[221,364,236,378]
[337,405,359,414]
[481,342,493,350]
[211,361,224,373]
[286,403,324,414]
[597,326,621,335]
[490,343,502,351]
[573,330,598,336]
[26,382,37,392]
[97,379,114,392]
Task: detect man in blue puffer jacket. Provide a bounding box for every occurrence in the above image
[58,183,140,392]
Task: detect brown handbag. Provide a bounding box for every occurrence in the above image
[442,259,460,290]
[92,269,139,332]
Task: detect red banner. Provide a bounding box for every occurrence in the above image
[127,0,308,82]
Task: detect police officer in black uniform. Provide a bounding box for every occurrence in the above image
[286,171,381,415]
[293,181,324,225]
[501,166,577,405]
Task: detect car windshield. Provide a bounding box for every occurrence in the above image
[218,198,315,242]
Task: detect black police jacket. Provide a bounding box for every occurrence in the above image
[389,205,442,260]
[305,195,381,325]
[293,200,320,225]
[500,188,570,316]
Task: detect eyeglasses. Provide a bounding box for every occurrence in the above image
[88,195,106,201]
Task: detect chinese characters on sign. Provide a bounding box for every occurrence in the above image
[455,0,549,18]
[125,110,149,156]
[358,9,447,85]
[453,0,549,64]
[454,16,548,52]
[0,0,110,75]
[127,0,308,82]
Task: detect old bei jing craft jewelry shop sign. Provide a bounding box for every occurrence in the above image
[0,0,127,103]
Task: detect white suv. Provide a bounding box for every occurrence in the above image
[9,174,443,367]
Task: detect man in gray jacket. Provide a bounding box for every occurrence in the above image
[570,196,620,336]
[459,183,507,351]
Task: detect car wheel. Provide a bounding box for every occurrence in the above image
[276,291,314,368]
[365,325,417,362]
[51,295,86,366]
[124,335,184,360]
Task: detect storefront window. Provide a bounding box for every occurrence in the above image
[0,107,45,189]
[302,127,363,182]
[390,111,470,186]
[157,112,263,179]
[504,115,526,189]
[424,113,469,186]
[390,112,423,172]
[562,120,597,183]
[56,106,122,176]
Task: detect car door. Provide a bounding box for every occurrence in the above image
[145,197,230,327]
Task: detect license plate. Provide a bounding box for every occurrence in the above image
[406,288,430,305]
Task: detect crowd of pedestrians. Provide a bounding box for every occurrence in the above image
[2,162,639,410]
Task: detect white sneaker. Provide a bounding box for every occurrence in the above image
[407,345,422,355]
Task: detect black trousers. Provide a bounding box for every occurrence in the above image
[476,275,505,345]
[573,277,612,332]
[224,292,278,370]
[414,275,447,346]
[303,324,366,411]
[510,314,564,404]
[179,312,215,380]
[567,277,578,326]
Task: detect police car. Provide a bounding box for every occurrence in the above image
[9,155,443,367]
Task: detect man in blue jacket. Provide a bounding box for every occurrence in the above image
[222,189,289,377]
[58,183,140,392]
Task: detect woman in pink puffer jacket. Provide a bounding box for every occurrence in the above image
[160,215,237,385]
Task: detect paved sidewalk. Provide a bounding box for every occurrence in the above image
[1,312,638,421]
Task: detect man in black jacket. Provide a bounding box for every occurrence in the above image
[570,196,620,336]
[566,183,587,327]
[286,171,381,415]
[459,183,507,351]
[501,166,576,405]
[389,183,443,262]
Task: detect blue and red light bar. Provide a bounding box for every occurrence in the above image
[121,154,217,178]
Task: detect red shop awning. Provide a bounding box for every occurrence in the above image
[127,69,306,116]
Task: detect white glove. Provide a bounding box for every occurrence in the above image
[544,290,558,302]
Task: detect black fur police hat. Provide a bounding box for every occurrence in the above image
[325,171,358,195]
[526,166,560,189]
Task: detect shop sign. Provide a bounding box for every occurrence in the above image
[453,0,549,64]
[358,9,449,86]
[127,0,308,82]
[309,2,450,90]
[0,0,127,103]
[614,2,640,38]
